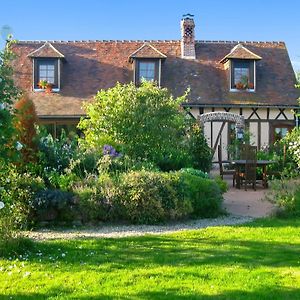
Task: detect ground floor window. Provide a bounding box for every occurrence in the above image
[39,120,81,139]
[270,122,294,144]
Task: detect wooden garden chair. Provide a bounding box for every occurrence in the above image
[218,145,236,187]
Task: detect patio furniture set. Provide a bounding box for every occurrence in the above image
[218,145,274,190]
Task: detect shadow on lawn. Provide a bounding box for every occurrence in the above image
[1,287,300,300]
[10,231,300,271]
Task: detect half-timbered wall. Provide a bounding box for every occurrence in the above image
[190,107,297,161]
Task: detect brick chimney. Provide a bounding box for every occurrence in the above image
[181,14,196,59]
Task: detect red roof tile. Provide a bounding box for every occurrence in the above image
[129,43,167,61]
[11,40,299,117]
[27,42,65,58]
[220,43,262,63]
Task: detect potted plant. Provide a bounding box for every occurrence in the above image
[248,82,254,89]
[235,82,244,89]
[45,82,53,94]
[38,79,48,89]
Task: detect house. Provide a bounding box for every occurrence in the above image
[11,15,299,159]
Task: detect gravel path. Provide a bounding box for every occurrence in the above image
[25,215,254,240]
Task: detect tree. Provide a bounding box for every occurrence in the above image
[14,94,38,163]
[78,82,188,165]
[0,39,20,163]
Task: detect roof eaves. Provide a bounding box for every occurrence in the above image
[27,41,65,58]
[128,42,167,62]
[219,43,262,64]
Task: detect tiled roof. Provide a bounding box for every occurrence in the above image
[219,43,262,63]
[27,42,65,58]
[11,40,299,117]
[129,43,167,61]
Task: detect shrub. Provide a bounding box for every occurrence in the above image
[214,175,228,193]
[118,171,192,224]
[74,174,122,223]
[187,122,212,172]
[180,168,209,179]
[14,94,38,163]
[37,128,78,175]
[78,82,188,165]
[0,164,45,229]
[0,39,20,163]
[118,170,223,224]
[32,189,77,222]
[268,178,300,217]
[180,173,223,217]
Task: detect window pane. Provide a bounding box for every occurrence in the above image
[232,60,254,89]
[234,67,249,84]
[139,62,155,81]
[38,61,56,85]
[39,70,47,77]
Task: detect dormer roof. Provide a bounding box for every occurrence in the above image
[129,43,167,62]
[220,43,262,63]
[27,42,65,58]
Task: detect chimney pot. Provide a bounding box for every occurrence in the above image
[181,14,196,59]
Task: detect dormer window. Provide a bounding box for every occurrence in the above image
[231,59,255,90]
[34,58,59,89]
[27,42,65,92]
[220,43,261,92]
[136,60,159,84]
[129,43,167,87]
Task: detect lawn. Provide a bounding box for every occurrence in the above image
[0,218,299,300]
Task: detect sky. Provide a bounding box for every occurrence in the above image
[0,0,299,71]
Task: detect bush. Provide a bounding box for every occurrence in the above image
[0,39,20,163]
[214,175,229,193]
[78,82,188,166]
[37,128,78,175]
[74,174,122,223]
[188,122,212,172]
[118,171,192,224]
[268,178,300,217]
[180,173,223,217]
[180,168,209,179]
[32,189,77,222]
[14,94,38,163]
[0,165,45,229]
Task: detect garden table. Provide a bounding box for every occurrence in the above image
[231,160,275,189]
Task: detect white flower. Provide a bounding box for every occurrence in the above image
[16,141,23,151]
[0,201,4,210]
[0,102,6,110]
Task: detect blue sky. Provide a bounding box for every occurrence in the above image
[0,0,299,71]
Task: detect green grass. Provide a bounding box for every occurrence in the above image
[0,218,299,299]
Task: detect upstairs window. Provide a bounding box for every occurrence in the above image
[135,59,159,85]
[231,60,255,91]
[139,62,156,81]
[34,58,59,89]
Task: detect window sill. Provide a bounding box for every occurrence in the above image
[230,88,255,93]
[33,88,60,93]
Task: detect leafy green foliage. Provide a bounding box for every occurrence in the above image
[283,127,300,171]
[268,178,300,217]
[32,189,76,222]
[179,167,209,178]
[0,164,45,234]
[0,39,20,163]
[14,94,38,163]
[37,128,79,175]
[118,171,193,224]
[78,82,188,165]
[187,122,212,172]
[180,173,223,217]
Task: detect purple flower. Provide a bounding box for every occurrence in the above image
[102,145,120,158]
